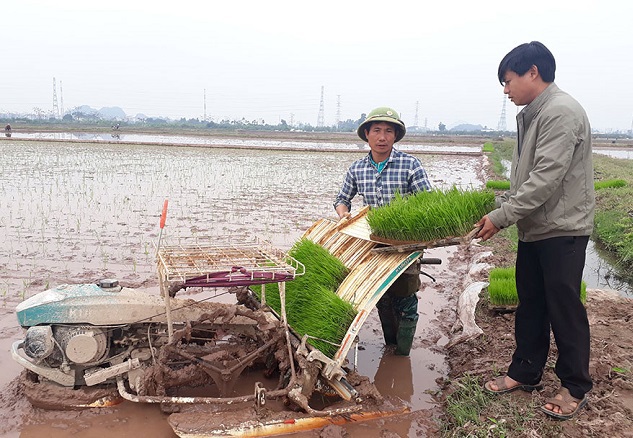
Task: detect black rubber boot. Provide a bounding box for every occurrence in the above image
[395,319,417,356]
[378,309,398,345]
[377,296,398,345]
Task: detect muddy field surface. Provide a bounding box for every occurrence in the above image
[445,243,633,437]
[0,138,631,437]
[0,139,486,437]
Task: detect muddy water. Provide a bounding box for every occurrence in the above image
[0,140,487,436]
[584,240,633,297]
[8,132,482,155]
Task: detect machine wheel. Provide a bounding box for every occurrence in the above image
[20,370,123,410]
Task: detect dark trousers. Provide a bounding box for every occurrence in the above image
[508,236,592,399]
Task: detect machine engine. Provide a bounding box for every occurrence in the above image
[24,325,110,366]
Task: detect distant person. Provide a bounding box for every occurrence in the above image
[477,41,594,420]
[333,107,432,356]
[4,124,11,137]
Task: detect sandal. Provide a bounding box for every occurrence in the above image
[484,376,543,394]
[541,387,588,420]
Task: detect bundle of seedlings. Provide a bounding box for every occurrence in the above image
[488,266,587,307]
[485,180,510,190]
[251,238,356,358]
[366,186,496,242]
[594,178,627,190]
[487,178,627,191]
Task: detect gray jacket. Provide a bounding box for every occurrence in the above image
[488,83,595,242]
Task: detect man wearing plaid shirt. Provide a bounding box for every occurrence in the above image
[334,107,432,356]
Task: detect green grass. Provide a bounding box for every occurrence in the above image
[440,374,560,438]
[593,155,633,271]
[488,267,587,306]
[442,375,495,435]
[366,187,496,242]
[482,142,494,153]
[251,238,355,357]
[594,210,633,267]
[483,147,633,276]
[486,139,515,177]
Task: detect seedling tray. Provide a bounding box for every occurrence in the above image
[157,238,304,288]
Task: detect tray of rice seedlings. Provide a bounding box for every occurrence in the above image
[366,186,496,246]
[594,178,627,190]
[251,238,356,358]
[486,180,510,190]
[488,266,587,311]
[488,178,628,192]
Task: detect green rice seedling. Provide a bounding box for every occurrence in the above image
[366,186,496,242]
[488,267,517,306]
[486,180,510,190]
[488,266,587,306]
[252,238,355,358]
[489,266,515,281]
[594,179,627,190]
[482,142,494,153]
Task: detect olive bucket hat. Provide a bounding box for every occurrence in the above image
[357,107,406,143]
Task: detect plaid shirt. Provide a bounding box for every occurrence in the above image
[334,148,432,210]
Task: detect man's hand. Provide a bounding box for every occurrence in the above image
[476,215,500,241]
[335,205,351,220]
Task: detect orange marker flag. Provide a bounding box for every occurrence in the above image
[160,199,169,229]
[156,199,169,256]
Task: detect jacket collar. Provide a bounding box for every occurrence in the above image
[520,82,559,127]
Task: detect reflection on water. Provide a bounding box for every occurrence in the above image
[373,354,414,403]
[594,149,633,160]
[9,131,482,154]
[584,240,633,296]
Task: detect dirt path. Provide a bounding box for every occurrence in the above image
[444,243,633,437]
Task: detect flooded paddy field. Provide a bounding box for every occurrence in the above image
[0,139,487,436]
[1,137,630,437]
[6,132,482,155]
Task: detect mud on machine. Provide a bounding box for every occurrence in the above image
[11,207,441,436]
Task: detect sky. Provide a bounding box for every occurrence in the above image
[1,0,632,132]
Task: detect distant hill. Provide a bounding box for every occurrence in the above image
[98,107,126,120]
[72,105,126,120]
[450,123,484,132]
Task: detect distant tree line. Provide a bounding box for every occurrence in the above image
[0,112,374,134]
[2,108,631,138]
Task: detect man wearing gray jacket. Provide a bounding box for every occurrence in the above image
[477,41,594,420]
